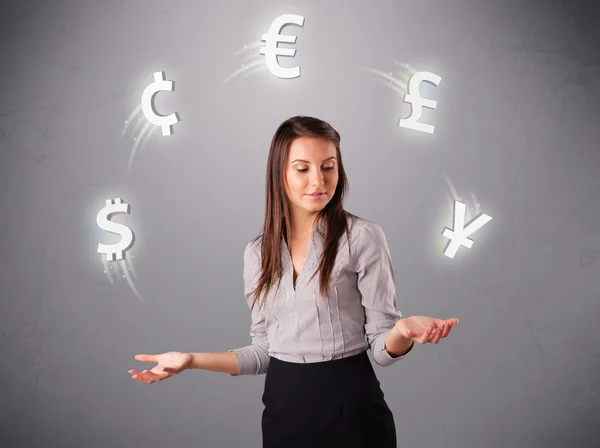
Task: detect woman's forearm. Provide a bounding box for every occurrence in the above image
[187,351,239,375]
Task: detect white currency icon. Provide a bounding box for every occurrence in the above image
[141,71,180,136]
[259,14,305,79]
[399,71,442,134]
[442,200,492,259]
[97,198,135,261]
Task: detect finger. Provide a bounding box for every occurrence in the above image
[427,326,438,343]
[429,326,441,344]
[130,369,159,384]
[135,354,157,363]
[131,371,152,384]
[145,370,165,381]
[439,322,451,338]
[419,327,432,344]
[138,370,158,384]
[444,321,455,337]
[431,326,443,344]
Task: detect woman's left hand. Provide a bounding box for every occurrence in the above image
[394,315,459,344]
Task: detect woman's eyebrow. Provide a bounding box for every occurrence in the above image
[290,157,337,164]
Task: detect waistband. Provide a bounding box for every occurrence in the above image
[267,349,373,376]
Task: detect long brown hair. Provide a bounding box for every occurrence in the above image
[249,115,361,312]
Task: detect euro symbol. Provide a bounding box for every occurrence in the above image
[259,14,305,79]
[399,71,442,134]
[141,71,180,136]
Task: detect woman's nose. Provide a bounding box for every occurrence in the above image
[310,172,325,185]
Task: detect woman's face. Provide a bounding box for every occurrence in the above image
[284,137,339,218]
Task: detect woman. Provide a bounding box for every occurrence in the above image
[129,116,459,447]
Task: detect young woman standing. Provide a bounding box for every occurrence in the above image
[129,116,459,447]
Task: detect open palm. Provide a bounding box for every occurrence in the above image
[395,315,459,344]
[128,351,193,384]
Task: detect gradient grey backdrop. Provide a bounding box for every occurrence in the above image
[1,0,599,447]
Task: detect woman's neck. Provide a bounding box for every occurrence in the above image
[288,214,318,241]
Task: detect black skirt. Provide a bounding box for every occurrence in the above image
[261,349,397,448]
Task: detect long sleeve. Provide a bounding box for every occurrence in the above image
[228,241,271,376]
[355,222,412,367]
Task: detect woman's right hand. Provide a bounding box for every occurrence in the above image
[129,351,194,384]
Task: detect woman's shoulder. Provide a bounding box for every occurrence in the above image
[343,214,390,270]
[345,212,385,241]
[244,235,263,263]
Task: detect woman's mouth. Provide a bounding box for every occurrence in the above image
[307,192,326,199]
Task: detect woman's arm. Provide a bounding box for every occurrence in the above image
[187,351,240,375]
[385,326,414,357]
[188,241,270,377]
[355,222,413,366]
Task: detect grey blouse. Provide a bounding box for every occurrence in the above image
[228,216,413,376]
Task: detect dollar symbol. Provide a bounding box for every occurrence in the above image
[97,198,134,261]
[141,71,180,136]
[259,14,305,79]
[399,71,442,134]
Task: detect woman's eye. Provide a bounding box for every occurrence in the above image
[297,167,334,173]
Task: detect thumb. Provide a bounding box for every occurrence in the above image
[134,354,157,362]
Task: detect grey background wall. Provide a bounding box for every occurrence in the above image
[1,0,599,447]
